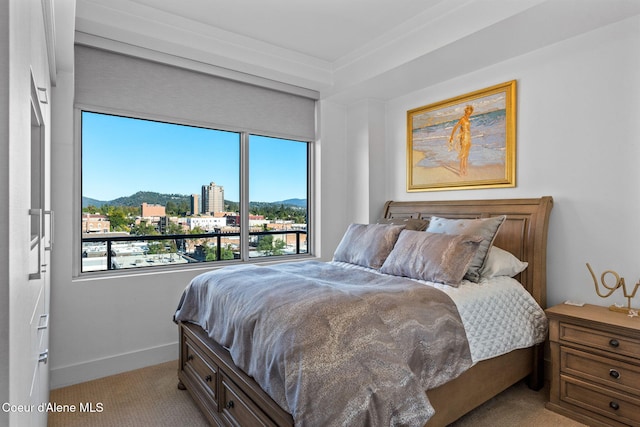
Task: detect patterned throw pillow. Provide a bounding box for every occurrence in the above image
[333,223,405,269]
[377,217,430,231]
[380,230,482,287]
[426,215,506,282]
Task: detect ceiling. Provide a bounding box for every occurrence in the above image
[56,0,640,102]
[130,0,446,63]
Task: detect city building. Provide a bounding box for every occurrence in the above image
[81,213,110,233]
[190,194,199,215]
[224,214,266,228]
[141,202,166,217]
[201,182,224,214]
[186,216,227,232]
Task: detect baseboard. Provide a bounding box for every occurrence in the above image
[50,341,179,389]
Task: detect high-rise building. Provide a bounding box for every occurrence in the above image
[201,182,224,214]
[190,194,199,215]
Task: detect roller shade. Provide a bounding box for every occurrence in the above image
[74,45,316,140]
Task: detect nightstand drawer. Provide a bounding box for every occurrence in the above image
[561,376,640,425]
[559,322,640,359]
[561,346,640,396]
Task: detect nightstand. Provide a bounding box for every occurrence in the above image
[546,303,640,426]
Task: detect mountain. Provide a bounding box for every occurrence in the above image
[82,196,106,208]
[109,191,190,207]
[276,198,307,208]
[83,191,307,209]
[83,191,190,208]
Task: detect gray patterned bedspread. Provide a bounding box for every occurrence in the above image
[174,261,473,426]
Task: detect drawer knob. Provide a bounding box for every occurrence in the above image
[205,375,212,382]
[609,401,620,411]
[226,400,234,409]
[187,354,194,361]
[609,338,619,348]
[609,369,621,379]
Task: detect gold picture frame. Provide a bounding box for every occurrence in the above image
[407,80,516,192]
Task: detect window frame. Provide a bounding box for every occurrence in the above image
[74,107,314,278]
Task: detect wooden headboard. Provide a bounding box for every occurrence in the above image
[383,197,553,308]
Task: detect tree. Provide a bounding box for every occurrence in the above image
[205,247,216,262]
[147,241,167,255]
[130,221,157,236]
[272,239,286,255]
[165,221,184,235]
[199,244,233,261]
[257,234,286,256]
[226,201,239,212]
[189,226,207,235]
[220,244,235,260]
[106,206,129,231]
[165,201,178,215]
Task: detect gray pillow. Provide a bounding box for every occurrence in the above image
[380,230,482,287]
[377,217,429,231]
[333,223,405,269]
[426,215,506,282]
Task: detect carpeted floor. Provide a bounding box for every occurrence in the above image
[49,360,586,426]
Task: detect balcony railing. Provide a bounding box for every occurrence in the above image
[82,230,307,272]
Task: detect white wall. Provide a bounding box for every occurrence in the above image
[317,100,350,259]
[382,16,640,308]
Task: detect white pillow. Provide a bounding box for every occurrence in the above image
[480,246,528,278]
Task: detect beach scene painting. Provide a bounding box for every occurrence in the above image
[407,80,516,191]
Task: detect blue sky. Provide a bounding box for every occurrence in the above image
[82,112,308,203]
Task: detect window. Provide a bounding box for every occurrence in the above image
[74,45,316,275]
[81,111,309,273]
[249,135,308,258]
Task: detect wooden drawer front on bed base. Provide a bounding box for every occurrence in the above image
[179,322,294,427]
[184,337,219,406]
[221,373,277,427]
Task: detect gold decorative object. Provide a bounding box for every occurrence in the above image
[587,263,640,315]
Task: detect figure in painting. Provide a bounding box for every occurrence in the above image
[448,104,474,176]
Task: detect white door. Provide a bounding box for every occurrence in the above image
[27,73,51,427]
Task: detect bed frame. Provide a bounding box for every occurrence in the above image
[178,196,553,427]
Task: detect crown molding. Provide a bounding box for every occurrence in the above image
[75,0,332,91]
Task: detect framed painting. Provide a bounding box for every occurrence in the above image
[407,80,516,191]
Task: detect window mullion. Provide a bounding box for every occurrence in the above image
[239,132,250,261]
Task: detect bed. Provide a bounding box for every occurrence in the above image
[175,196,553,426]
